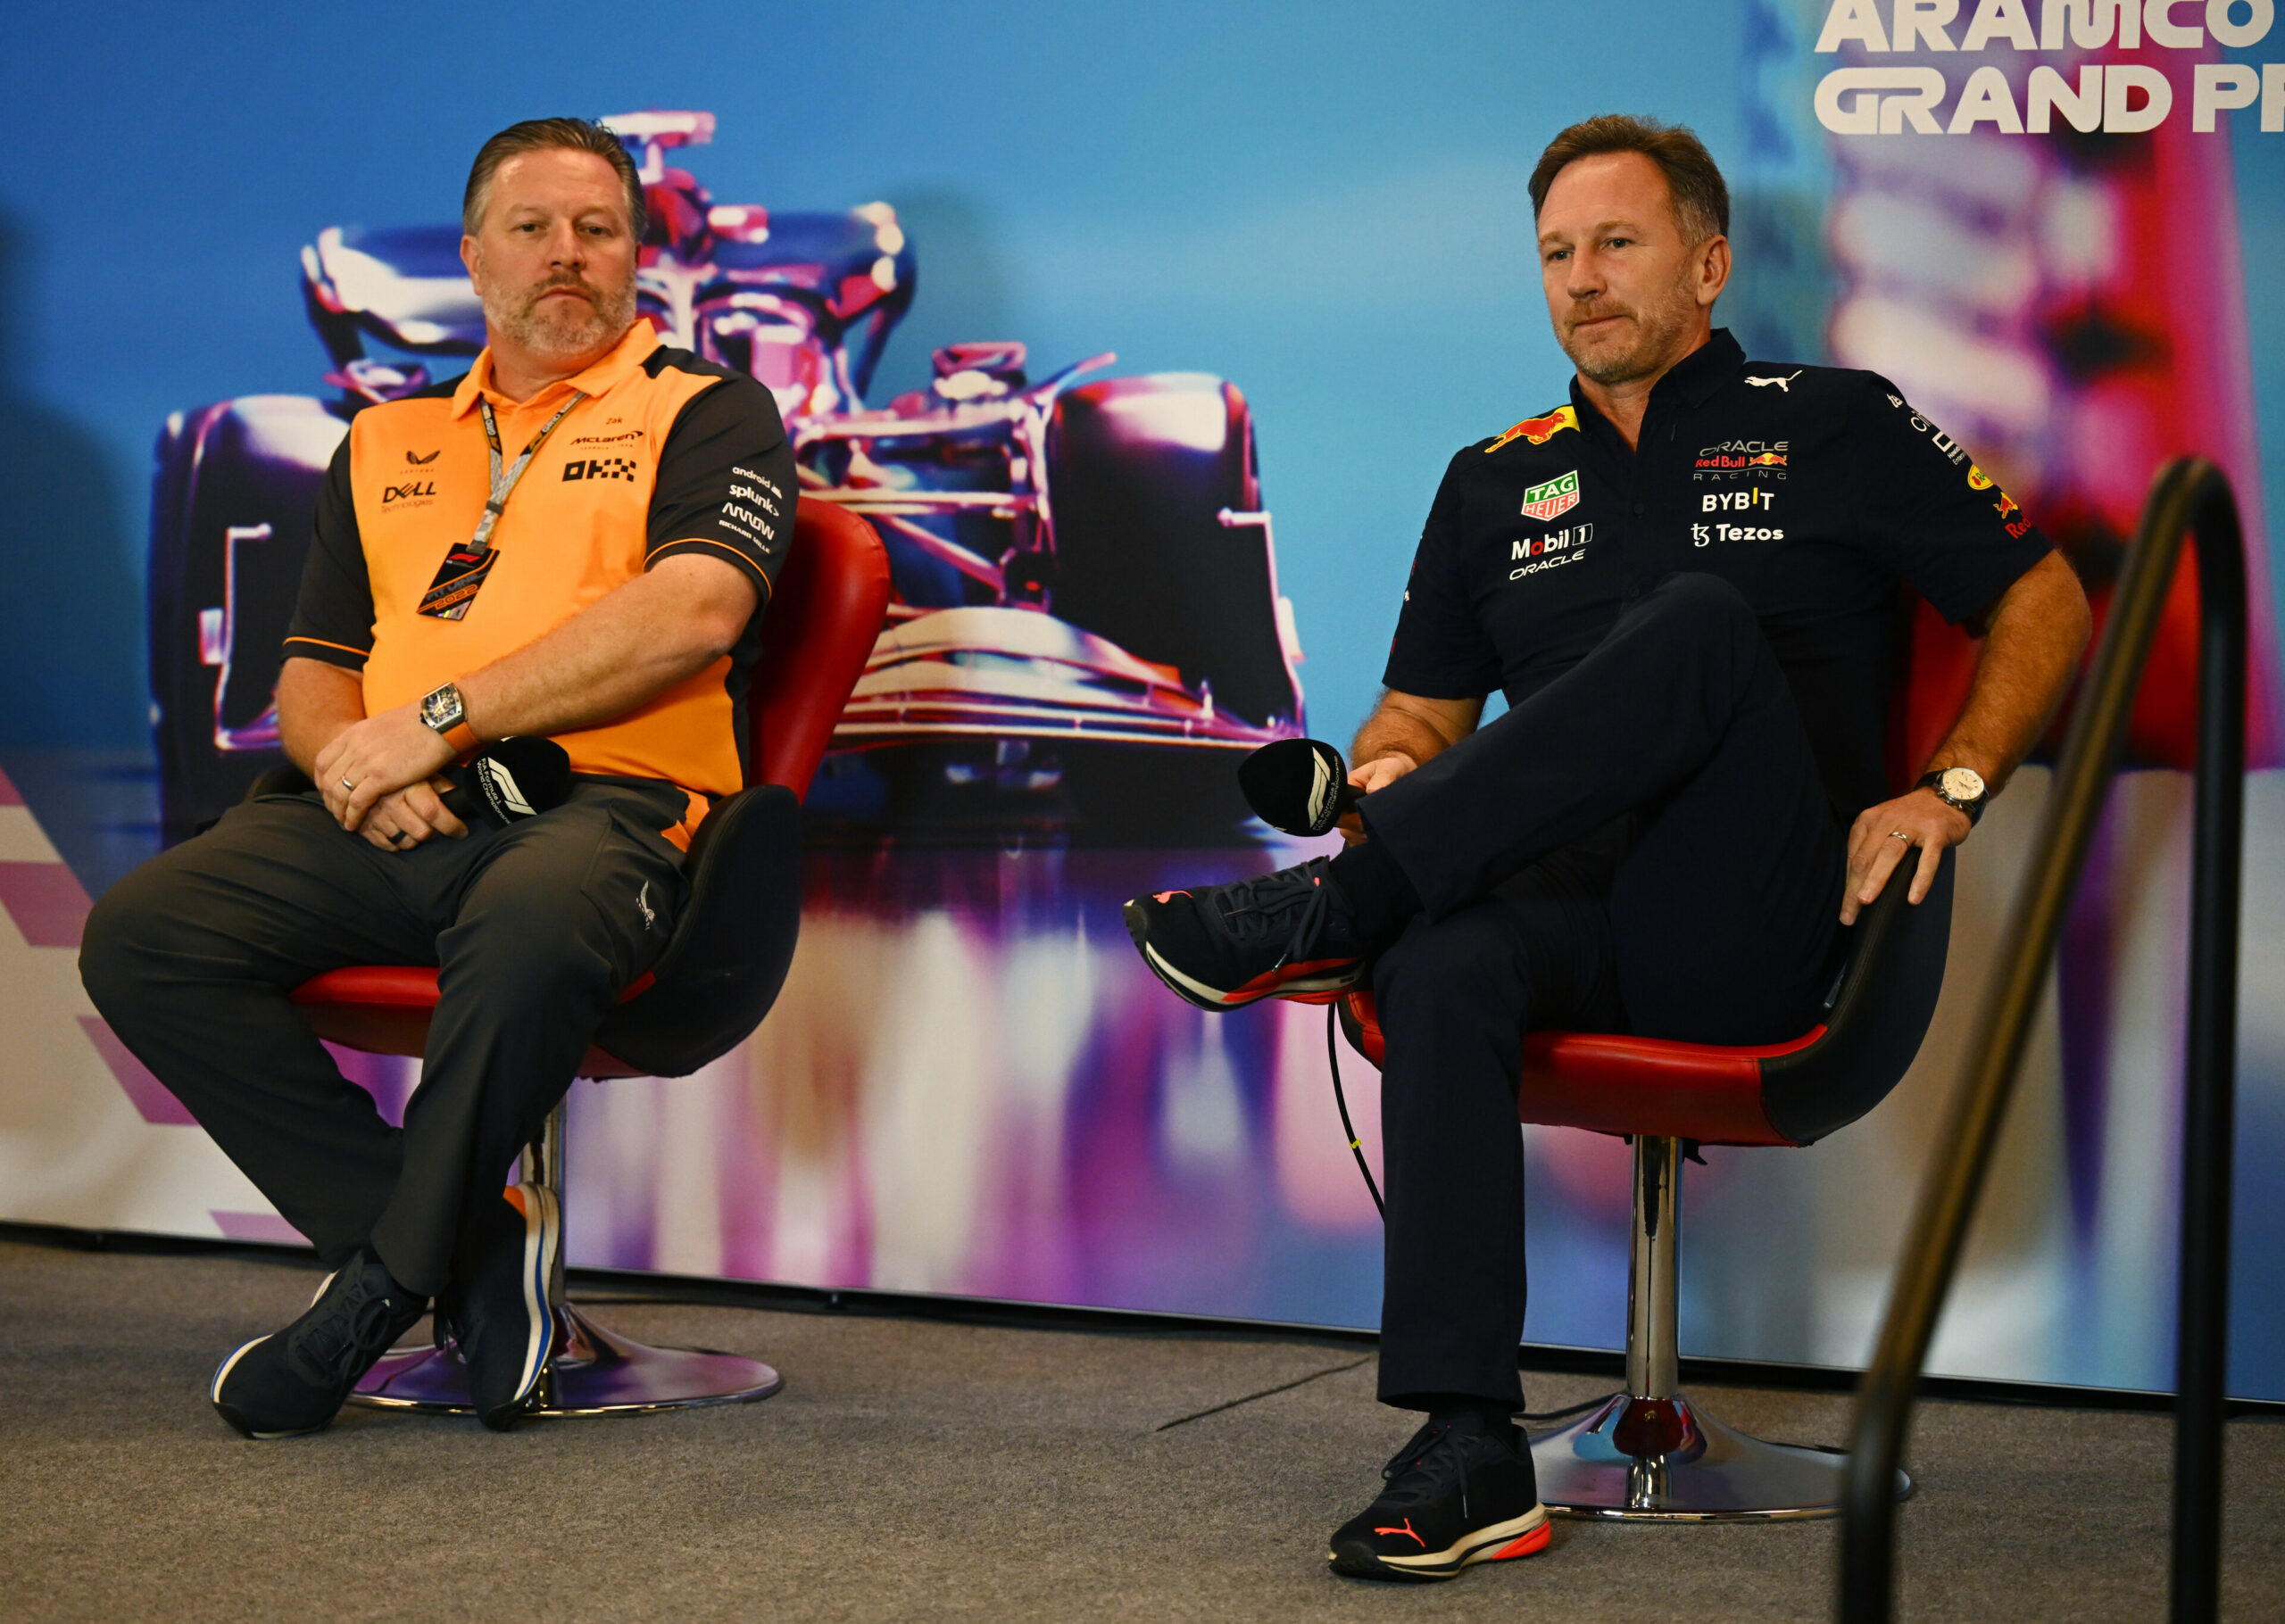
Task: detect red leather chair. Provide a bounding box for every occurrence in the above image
[288,500,889,1418]
[1334,848,1952,1518]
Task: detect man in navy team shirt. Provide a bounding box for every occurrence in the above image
[1125,114,2091,1582]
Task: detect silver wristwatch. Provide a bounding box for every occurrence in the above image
[1916,766,1989,825]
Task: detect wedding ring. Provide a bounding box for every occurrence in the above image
[340,777,355,791]
[1888,830,1910,841]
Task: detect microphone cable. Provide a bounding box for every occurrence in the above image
[1325,1001,1383,1217]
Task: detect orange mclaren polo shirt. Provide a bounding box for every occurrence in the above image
[282,319,796,841]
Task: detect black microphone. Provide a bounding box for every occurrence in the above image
[1237,737,1357,837]
[441,737,572,828]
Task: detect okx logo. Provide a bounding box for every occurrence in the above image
[563,456,639,483]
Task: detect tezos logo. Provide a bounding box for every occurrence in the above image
[1520,469,1581,522]
[563,456,639,482]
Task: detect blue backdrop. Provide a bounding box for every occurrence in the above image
[5,0,2284,1398]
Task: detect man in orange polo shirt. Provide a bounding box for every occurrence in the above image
[80,118,794,1437]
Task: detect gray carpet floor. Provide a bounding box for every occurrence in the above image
[2,1236,2279,1622]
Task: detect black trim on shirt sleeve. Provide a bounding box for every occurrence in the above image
[1852,375,2052,627]
[1382,452,1504,700]
[645,371,797,605]
[283,433,373,671]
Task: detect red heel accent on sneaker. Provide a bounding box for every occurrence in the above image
[1488,1522,1552,1560]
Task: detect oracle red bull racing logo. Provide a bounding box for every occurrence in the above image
[1695,438,1788,473]
[1484,405,1580,454]
[1520,469,1582,522]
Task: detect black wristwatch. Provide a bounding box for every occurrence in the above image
[1916,766,1989,826]
[419,681,477,752]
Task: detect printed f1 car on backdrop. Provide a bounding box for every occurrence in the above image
[3,0,2284,1398]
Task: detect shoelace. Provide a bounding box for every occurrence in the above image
[290,1269,411,1386]
[1378,1421,1479,1520]
[1216,859,1335,969]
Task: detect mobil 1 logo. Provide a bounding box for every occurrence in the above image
[1510,521,1591,581]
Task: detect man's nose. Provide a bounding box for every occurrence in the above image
[546,222,586,264]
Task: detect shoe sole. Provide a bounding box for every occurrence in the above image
[481,1183,561,1429]
[1328,1504,1551,1581]
[1124,903,1362,1011]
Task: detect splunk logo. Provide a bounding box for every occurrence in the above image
[1509,522,1591,580]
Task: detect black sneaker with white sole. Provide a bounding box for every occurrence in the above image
[210,1249,427,1439]
[1327,1413,1551,1581]
[453,1182,561,1431]
[1122,856,1370,1011]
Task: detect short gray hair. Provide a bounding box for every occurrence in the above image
[462,117,646,240]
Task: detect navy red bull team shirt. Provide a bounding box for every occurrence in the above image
[1383,328,2054,819]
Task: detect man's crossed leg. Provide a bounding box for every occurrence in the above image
[1126,574,1846,1578]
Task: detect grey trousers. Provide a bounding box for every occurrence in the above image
[79,777,687,1296]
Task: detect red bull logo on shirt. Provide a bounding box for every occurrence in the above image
[1748,452,1786,468]
[1484,405,1580,454]
[1520,469,1582,523]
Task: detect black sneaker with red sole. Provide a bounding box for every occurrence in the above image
[1122,856,1369,1011]
[1328,1415,1551,1581]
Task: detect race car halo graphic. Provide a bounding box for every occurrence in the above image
[148,111,1306,843]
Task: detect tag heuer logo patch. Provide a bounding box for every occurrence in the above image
[1521,470,1581,523]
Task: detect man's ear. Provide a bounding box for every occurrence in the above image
[1696,234,1732,309]
[461,235,482,292]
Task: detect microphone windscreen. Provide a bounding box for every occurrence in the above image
[473,736,572,822]
[442,737,573,827]
[1237,737,1352,836]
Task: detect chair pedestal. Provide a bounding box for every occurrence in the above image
[1526,1135,1909,1520]
[346,1101,783,1419]
[353,1302,783,1417]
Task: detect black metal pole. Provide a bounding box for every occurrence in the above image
[2171,471,2246,1624]
[1837,460,2244,1622]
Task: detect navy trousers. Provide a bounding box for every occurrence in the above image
[1358,573,1848,1409]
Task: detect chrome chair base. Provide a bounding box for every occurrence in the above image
[1528,1393,1910,1521]
[349,1303,784,1418]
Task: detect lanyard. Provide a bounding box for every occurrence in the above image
[416,390,586,620]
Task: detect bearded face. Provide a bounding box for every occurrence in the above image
[478,262,638,363]
[461,148,642,382]
[1556,253,1707,388]
[1536,151,1725,395]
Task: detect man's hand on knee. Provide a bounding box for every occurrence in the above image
[1338,753,1420,843]
[359,779,469,851]
[315,703,458,833]
[1842,790,1971,924]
